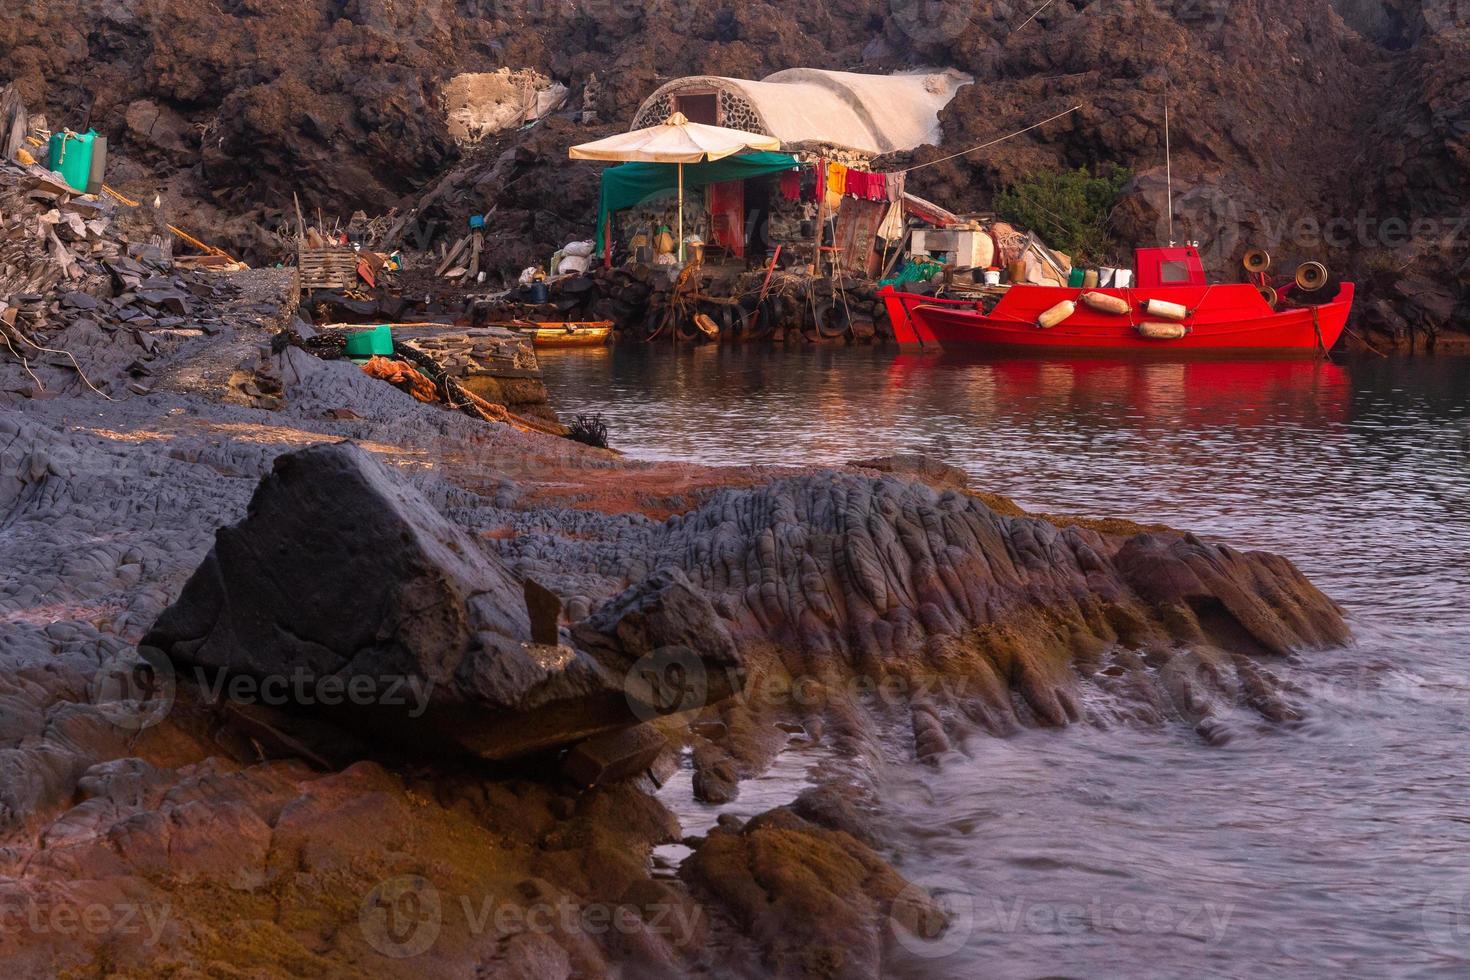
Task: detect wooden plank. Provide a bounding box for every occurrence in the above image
[833,197,886,278]
[902,192,960,228]
[435,235,471,277]
[880,227,913,281]
[467,231,483,280]
[381,209,413,250]
[293,192,306,243]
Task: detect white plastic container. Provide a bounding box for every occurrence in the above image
[982,267,1001,286]
[1113,269,1133,288]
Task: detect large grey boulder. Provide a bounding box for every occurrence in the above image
[143,442,743,760]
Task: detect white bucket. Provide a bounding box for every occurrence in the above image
[1113,269,1134,288]
[1098,267,1117,287]
[982,268,1001,286]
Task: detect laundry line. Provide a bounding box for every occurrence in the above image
[897,104,1085,175]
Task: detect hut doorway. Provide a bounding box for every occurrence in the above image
[673,93,718,125]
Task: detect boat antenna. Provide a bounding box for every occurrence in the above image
[1164,83,1175,246]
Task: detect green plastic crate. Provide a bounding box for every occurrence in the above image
[344,325,393,358]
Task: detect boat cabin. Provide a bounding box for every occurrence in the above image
[1133,245,1207,288]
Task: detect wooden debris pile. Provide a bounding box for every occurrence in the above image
[286,197,403,294]
[432,222,488,287]
[1,162,117,329]
[0,159,242,397]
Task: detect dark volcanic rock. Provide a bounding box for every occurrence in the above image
[682,806,947,980]
[562,723,668,788]
[572,566,744,716]
[143,441,744,760]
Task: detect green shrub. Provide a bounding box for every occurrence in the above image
[994,166,1132,262]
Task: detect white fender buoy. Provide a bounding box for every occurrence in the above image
[1080,292,1130,315]
[1037,300,1076,329]
[1144,298,1189,321]
[1137,322,1187,340]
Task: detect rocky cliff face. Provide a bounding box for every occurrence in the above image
[1,0,1465,345]
[895,0,1470,349]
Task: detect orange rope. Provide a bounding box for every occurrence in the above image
[100,185,241,263]
[361,356,567,437]
[360,356,438,403]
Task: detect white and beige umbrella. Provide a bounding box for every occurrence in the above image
[570,112,780,261]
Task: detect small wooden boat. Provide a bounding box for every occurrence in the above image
[881,246,1355,357]
[506,320,614,349]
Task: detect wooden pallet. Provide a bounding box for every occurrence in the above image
[298,247,360,290]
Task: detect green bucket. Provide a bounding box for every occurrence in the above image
[1067,266,1086,288]
[344,325,393,358]
[48,130,97,193]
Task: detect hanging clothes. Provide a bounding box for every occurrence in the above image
[824,161,846,211]
[799,166,818,202]
[884,170,906,203]
[829,163,852,196]
[826,162,848,197]
[846,170,887,202]
[877,199,905,241]
[779,169,801,201]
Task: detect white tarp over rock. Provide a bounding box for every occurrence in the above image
[632,69,972,156]
[444,69,568,144]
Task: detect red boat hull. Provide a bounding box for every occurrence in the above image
[882,282,1355,355]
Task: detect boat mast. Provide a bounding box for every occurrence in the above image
[1164,85,1175,246]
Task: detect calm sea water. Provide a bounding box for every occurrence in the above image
[541,346,1470,978]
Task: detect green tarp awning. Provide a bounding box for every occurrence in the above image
[593,151,800,252]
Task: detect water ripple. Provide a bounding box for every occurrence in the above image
[542,348,1470,977]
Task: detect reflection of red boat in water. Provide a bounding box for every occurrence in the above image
[882,246,1355,356]
[884,354,1353,428]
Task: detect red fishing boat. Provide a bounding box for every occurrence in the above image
[882,246,1354,356]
